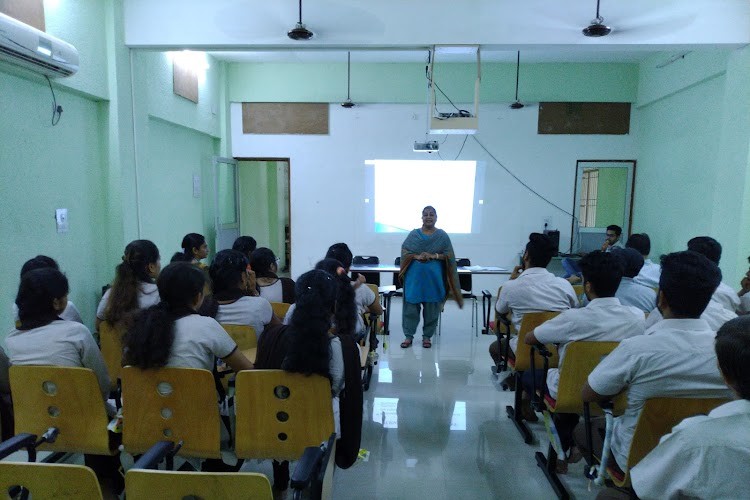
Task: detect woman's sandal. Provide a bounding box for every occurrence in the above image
[400,339,413,348]
[422,339,432,348]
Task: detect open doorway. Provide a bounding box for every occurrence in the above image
[236,158,291,275]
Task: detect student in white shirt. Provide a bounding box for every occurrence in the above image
[172,232,209,269]
[12,256,83,324]
[250,247,296,304]
[738,255,750,314]
[626,233,661,288]
[621,316,750,500]
[688,236,740,312]
[644,298,737,332]
[561,225,624,282]
[523,251,644,470]
[122,262,253,373]
[612,248,657,313]
[491,233,577,364]
[209,249,278,337]
[581,251,734,473]
[96,240,161,330]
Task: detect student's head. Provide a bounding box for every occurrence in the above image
[210,249,251,295]
[605,225,622,246]
[282,269,338,378]
[232,236,257,259]
[579,251,624,299]
[715,316,750,400]
[524,232,557,268]
[613,248,644,279]
[19,255,59,278]
[181,233,208,261]
[15,268,69,329]
[687,236,722,265]
[658,251,721,319]
[124,262,206,369]
[249,247,278,277]
[105,240,161,324]
[326,243,354,270]
[315,258,357,337]
[625,233,651,258]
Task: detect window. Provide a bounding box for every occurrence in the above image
[579,168,599,227]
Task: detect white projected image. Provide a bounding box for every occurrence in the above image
[372,160,476,233]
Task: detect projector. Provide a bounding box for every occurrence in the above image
[414,140,439,153]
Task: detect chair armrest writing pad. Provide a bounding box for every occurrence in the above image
[132,440,179,470]
[0,433,37,460]
[290,446,323,489]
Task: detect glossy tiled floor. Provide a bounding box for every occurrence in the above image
[330,298,601,500]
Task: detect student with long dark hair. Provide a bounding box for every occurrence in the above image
[232,235,257,260]
[96,240,161,329]
[13,255,83,324]
[173,233,209,269]
[250,247,295,303]
[123,262,253,372]
[209,249,279,335]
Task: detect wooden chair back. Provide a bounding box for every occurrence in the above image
[366,283,379,297]
[9,366,112,455]
[125,470,272,499]
[572,285,584,303]
[512,311,561,371]
[121,367,221,458]
[0,462,103,499]
[221,323,257,351]
[271,302,291,320]
[99,320,125,391]
[234,370,334,461]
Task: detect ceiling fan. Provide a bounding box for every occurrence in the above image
[510,51,524,109]
[341,52,355,108]
[287,0,313,40]
[582,0,612,37]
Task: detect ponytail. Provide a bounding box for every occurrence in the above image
[105,240,160,324]
[315,258,358,338]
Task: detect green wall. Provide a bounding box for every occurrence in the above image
[594,168,628,228]
[239,161,282,257]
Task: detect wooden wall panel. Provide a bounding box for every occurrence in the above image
[173,62,199,103]
[0,0,45,31]
[242,103,329,135]
[538,102,631,135]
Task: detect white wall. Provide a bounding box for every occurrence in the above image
[230,103,638,291]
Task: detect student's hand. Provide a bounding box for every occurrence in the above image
[510,265,523,280]
[601,241,610,251]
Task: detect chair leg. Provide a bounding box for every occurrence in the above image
[505,373,533,444]
[535,442,570,500]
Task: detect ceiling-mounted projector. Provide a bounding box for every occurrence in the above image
[414,141,439,153]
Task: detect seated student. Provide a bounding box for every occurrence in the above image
[562,225,624,281]
[602,316,750,500]
[208,249,279,336]
[173,233,209,269]
[581,251,734,474]
[626,233,661,288]
[250,247,296,304]
[232,235,257,261]
[12,256,83,324]
[97,240,161,330]
[491,233,577,364]
[326,242,383,339]
[738,255,750,314]
[0,346,12,440]
[612,248,657,313]
[688,236,740,313]
[523,251,644,471]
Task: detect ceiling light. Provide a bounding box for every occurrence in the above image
[288,0,313,40]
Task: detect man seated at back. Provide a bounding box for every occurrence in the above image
[490,232,577,365]
[523,251,644,471]
[612,248,657,313]
[688,236,740,313]
[581,250,734,473]
[627,233,660,288]
[562,225,624,282]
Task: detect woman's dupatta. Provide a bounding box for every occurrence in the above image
[399,229,463,308]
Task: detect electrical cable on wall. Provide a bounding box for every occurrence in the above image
[44,75,63,125]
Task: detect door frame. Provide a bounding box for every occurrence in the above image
[213,156,240,253]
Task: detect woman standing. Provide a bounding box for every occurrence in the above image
[400,206,462,348]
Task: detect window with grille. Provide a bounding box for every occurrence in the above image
[579,168,599,227]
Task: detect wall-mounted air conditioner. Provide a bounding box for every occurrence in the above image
[0,12,78,78]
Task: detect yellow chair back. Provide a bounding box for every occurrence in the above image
[125,470,272,500]
[271,302,291,320]
[9,366,112,455]
[512,311,561,372]
[221,323,257,351]
[99,320,125,391]
[0,462,103,499]
[235,370,334,461]
[366,283,379,297]
[121,366,221,458]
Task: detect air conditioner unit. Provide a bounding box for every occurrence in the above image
[0,12,79,78]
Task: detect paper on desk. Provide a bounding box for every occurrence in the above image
[465,265,507,271]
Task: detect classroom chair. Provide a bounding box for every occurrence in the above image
[221,323,257,365]
[352,255,380,286]
[271,301,292,321]
[480,289,494,334]
[99,320,125,408]
[0,461,103,500]
[382,257,403,335]
[456,258,479,336]
[360,291,381,392]
[572,284,584,304]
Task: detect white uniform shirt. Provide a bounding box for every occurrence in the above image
[615,278,657,313]
[96,282,160,320]
[739,293,750,314]
[587,318,733,470]
[5,320,110,399]
[630,399,750,500]
[215,296,273,337]
[634,259,661,288]
[495,267,578,349]
[644,301,737,332]
[13,300,83,324]
[353,283,377,336]
[712,282,740,313]
[533,297,645,398]
[258,280,283,303]
[166,314,237,371]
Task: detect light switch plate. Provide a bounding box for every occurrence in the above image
[192,174,201,198]
[55,208,69,233]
